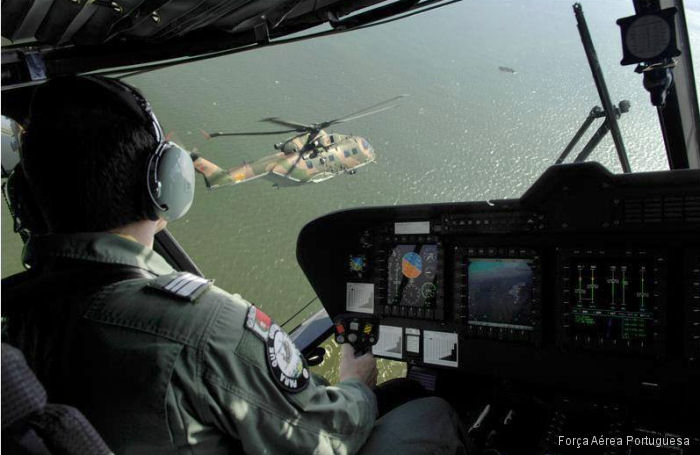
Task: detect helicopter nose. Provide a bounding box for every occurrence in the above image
[367,144,376,160]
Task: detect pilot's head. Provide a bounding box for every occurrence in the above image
[20,76,194,236]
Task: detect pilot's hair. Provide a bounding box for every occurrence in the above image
[21,76,159,233]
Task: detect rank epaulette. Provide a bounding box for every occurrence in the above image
[148,272,213,301]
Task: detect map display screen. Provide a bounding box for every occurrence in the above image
[467,259,534,330]
[387,244,439,308]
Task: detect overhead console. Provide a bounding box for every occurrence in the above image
[297,163,700,402]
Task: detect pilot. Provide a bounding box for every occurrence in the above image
[3,76,467,454]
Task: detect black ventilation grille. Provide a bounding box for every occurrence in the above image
[623,195,700,224]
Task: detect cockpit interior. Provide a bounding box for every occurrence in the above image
[2,0,699,453]
[294,162,700,454]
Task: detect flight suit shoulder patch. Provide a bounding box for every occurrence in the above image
[148,272,213,301]
[245,305,272,340]
[244,306,310,393]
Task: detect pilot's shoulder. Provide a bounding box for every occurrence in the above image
[84,271,250,347]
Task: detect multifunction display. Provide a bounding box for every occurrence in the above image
[560,249,665,352]
[387,244,439,309]
[468,259,535,331]
[571,261,652,339]
[455,247,541,342]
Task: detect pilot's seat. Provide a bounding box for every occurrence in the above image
[1,343,112,455]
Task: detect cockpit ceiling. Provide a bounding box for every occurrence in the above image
[4,0,383,45]
[1,0,455,87]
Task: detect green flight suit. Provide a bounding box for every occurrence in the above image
[7,233,465,455]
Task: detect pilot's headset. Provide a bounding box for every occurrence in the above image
[3,148,49,268]
[3,163,47,244]
[82,76,196,222]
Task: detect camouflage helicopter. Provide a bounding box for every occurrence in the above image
[190,95,406,189]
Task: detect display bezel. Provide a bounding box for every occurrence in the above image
[454,246,542,343]
[375,235,445,321]
[557,248,666,355]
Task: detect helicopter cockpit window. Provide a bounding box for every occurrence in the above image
[329,155,336,161]
[1,1,691,354]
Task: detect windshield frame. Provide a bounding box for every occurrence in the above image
[632,0,700,169]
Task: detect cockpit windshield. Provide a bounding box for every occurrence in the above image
[2,0,699,330]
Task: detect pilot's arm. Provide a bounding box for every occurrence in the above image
[200,293,378,455]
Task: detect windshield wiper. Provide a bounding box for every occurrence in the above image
[556,100,631,166]
[557,3,633,173]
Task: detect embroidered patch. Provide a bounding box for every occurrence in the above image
[266,324,309,393]
[149,272,212,301]
[245,306,272,340]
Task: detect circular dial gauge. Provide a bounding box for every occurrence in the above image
[421,282,437,300]
[402,282,421,305]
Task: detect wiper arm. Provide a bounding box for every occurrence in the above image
[574,101,631,164]
[556,101,631,165]
[556,106,605,165]
[572,3,632,173]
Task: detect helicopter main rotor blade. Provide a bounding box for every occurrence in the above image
[207,129,298,138]
[320,104,402,127]
[260,117,313,131]
[320,94,408,127]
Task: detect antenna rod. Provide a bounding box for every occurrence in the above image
[573,3,632,173]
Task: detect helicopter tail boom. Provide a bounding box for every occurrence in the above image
[190,151,272,190]
[190,152,226,189]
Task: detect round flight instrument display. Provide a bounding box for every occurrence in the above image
[388,244,439,308]
[402,252,423,279]
[403,282,421,304]
[421,282,437,299]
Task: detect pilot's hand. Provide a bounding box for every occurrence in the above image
[339,343,377,388]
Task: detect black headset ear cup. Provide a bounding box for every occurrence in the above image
[5,164,49,239]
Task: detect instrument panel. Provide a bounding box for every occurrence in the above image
[297,163,700,401]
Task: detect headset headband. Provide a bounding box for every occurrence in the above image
[83,76,175,214]
[83,76,164,146]
[22,76,194,223]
